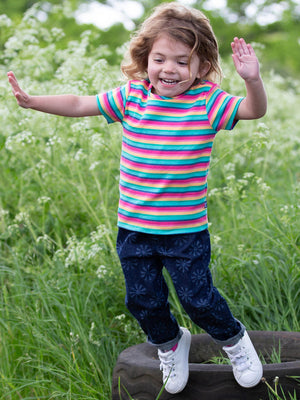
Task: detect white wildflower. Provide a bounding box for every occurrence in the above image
[74,148,86,161]
[224,162,235,173]
[280,205,289,213]
[71,120,89,133]
[243,172,255,179]
[70,331,79,345]
[91,225,110,242]
[37,196,51,205]
[36,234,53,251]
[89,161,100,171]
[14,211,30,224]
[51,27,65,41]
[5,131,36,151]
[90,134,105,148]
[0,14,12,27]
[237,244,245,252]
[226,175,236,181]
[256,177,271,192]
[115,314,126,321]
[7,224,19,235]
[46,135,62,146]
[36,159,47,170]
[0,208,9,219]
[96,265,107,279]
[213,235,221,244]
[237,179,249,187]
[88,322,101,347]
[208,188,220,198]
[88,243,103,258]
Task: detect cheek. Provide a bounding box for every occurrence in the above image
[148,64,159,78]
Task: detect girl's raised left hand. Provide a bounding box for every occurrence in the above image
[231,37,260,82]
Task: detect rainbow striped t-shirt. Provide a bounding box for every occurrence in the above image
[96,79,243,235]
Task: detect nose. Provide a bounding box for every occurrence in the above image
[163,60,176,74]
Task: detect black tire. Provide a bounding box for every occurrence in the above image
[112,331,300,400]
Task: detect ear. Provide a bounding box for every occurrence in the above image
[197,60,211,79]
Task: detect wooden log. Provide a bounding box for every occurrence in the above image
[112,331,300,400]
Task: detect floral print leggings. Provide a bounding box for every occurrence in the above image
[116,227,243,347]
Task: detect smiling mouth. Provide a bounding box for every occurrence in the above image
[160,78,179,86]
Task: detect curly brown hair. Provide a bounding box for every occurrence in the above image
[121,2,222,84]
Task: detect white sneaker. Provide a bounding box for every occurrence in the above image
[223,331,263,388]
[158,327,191,394]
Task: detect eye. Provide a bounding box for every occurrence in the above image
[153,57,164,63]
[178,61,188,66]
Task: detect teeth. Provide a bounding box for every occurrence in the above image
[161,79,177,85]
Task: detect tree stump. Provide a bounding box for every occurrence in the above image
[112,331,300,400]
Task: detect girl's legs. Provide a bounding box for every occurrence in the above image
[117,227,243,346]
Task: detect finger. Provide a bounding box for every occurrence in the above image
[7,71,17,84]
[231,42,241,60]
[231,37,240,55]
[246,43,256,56]
[231,54,240,70]
[7,71,15,79]
[8,73,21,94]
[240,38,249,54]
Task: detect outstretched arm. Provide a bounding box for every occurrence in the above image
[7,71,100,117]
[231,38,267,120]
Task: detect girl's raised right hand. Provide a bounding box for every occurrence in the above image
[7,71,31,108]
[7,70,100,117]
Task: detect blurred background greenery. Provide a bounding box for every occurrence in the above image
[1,0,300,77]
[1,1,299,398]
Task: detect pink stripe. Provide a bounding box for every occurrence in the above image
[217,98,234,130]
[119,199,205,213]
[114,90,124,112]
[127,104,205,114]
[119,185,207,199]
[207,98,220,121]
[121,158,210,172]
[120,171,207,186]
[123,128,216,142]
[118,214,207,227]
[100,95,119,121]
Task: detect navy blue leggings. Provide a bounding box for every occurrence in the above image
[116,227,242,347]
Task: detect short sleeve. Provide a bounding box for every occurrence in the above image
[206,84,244,131]
[96,83,128,124]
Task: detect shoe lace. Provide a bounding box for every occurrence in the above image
[159,351,176,379]
[228,346,251,372]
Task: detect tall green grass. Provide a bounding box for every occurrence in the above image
[0,5,299,399]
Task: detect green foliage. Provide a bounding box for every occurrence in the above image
[0,4,300,399]
[0,1,130,67]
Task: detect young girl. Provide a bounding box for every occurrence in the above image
[8,2,267,394]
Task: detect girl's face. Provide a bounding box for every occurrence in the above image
[147,34,208,97]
